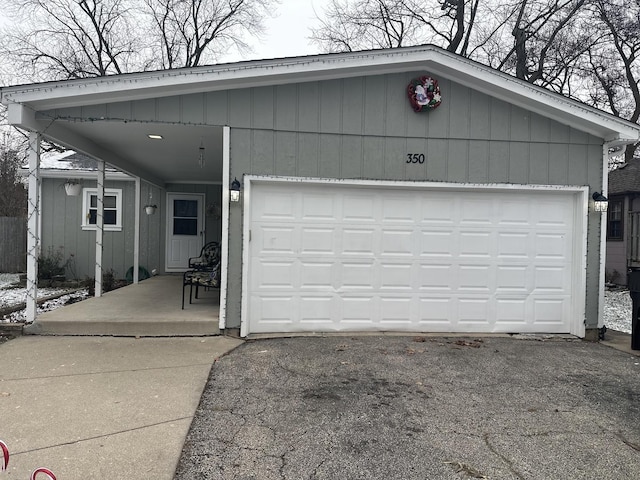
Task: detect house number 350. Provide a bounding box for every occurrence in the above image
[406,153,426,164]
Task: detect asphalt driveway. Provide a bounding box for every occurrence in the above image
[175,335,640,479]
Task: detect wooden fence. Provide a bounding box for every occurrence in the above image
[0,217,26,273]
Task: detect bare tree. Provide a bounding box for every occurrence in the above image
[143,0,279,68]
[0,0,145,81]
[586,0,640,162]
[0,0,280,82]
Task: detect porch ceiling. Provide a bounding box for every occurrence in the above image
[43,118,223,187]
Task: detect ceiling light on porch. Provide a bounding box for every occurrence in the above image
[147,134,163,140]
[198,138,205,168]
[592,192,609,212]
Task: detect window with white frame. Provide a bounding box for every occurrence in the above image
[82,188,122,231]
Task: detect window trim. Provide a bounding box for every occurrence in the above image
[607,198,624,241]
[81,188,123,232]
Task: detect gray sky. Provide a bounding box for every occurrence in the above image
[223,0,329,62]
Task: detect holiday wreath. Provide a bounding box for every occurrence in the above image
[407,76,442,112]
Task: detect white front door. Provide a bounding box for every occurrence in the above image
[243,179,586,336]
[166,193,204,272]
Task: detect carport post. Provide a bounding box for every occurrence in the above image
[25,132,40,323]
[94,160,105,297]
[133,176,140,284]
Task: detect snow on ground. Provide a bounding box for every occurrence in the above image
[0,274,635,332]
[604,288,633,334]
[0,273,89,323]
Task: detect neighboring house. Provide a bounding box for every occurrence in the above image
[606,159,640,286]
[2,45,639,339]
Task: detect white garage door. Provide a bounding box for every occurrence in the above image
[244,180,584,335]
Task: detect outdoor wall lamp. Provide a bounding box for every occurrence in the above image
[230,177,241,202]
[592,191,609,212]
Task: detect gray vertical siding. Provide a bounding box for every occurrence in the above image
[40,178,164,281]
[49,71,606,331]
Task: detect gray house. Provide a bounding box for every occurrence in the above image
[2,45,639,339]
[606,159,640,286]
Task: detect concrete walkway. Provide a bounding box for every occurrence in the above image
[0,335,242,479]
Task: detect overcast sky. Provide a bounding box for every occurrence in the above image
[224,0,329,62]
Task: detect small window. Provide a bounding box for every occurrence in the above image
[82,188,122,231]
[607,199,623,240]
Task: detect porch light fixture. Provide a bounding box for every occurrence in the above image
[230,177,241,202]
[592,191,609,212]
[198,138,205,168]
[147,134,163,140]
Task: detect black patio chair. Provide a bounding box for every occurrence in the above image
[182,259,221,309]
[188,241,220,270]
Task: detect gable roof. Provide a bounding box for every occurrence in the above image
[2,45,639,145]
[609,160,640,195]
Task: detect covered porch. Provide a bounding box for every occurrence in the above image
[24,275,220,337]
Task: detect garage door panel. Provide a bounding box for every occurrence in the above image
[420,230,456,257]
[419,297,453,323]
[301,227,336,255]
[460,198,493,225]
[254,260,296,289]
[458,265,492,292]
[342,228,377,255]
[341,262,377,289]
[458,298,491,323]
[341,296,376,324]
[380,263,413,290]
[497,232,530,258]
[419,264,454,290]
[420,197,455,224]
[247,182,580,335]
[459,231,493,257]
[258,226,296,254]
[381,229,414,256]
[495,298,527,324]
[496,265,529,292]
[257,192,297,220]
[343,194,377,222]
[301,193,336,220]
[300,262,334,289]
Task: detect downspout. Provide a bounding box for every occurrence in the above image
[25,132,40,323]
[94,160,105,297]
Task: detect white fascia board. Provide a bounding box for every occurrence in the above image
[2,46,639,142]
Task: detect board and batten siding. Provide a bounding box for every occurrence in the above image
[47,72,604,330]
[40,178,163,281]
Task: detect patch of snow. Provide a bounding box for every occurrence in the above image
[1,289,89,323]
[604,288,632,334]
[0,286,74,309]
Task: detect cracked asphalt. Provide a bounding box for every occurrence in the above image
[174,336,640,479]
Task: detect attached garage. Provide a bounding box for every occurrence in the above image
[242,178,587,336]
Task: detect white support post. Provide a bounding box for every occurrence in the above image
[134,177,140,284]
[220,126,230,330]
[94,160,105,297]
[597,143,613,329]
[25,132,40,323]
